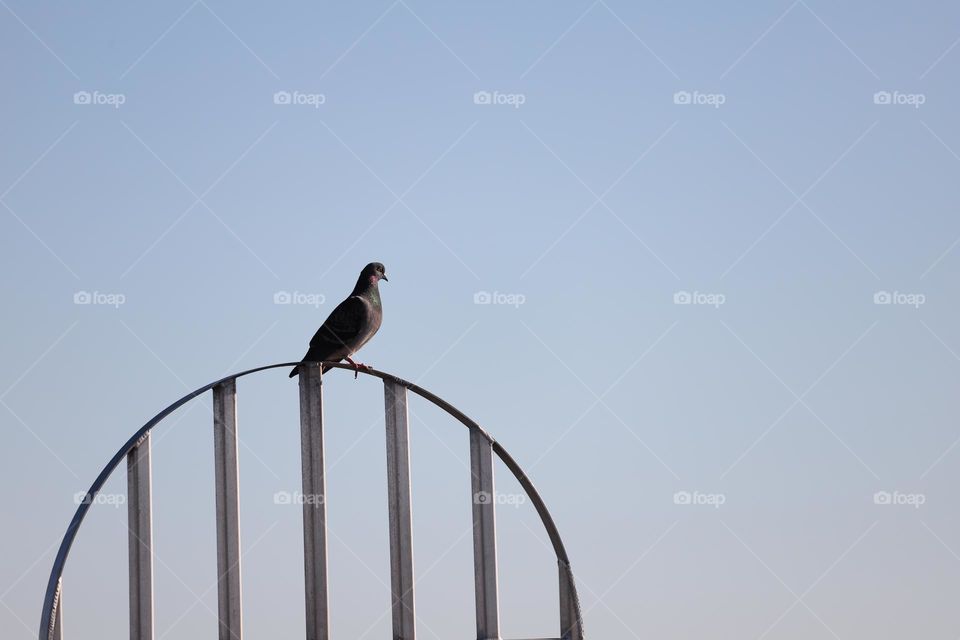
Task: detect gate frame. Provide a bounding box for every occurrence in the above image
[38,361,584,640]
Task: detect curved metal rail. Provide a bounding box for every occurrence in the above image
[38,361,585,640]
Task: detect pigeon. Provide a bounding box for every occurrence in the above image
[290,262,387,378]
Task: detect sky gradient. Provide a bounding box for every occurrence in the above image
[3,1,960,638]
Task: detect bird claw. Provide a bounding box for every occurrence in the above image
[345,358,371,379]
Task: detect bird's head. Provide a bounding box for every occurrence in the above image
[362,262,388,284]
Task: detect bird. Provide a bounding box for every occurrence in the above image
[290,262,387,378]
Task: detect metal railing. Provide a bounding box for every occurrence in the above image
[38,361,585,640]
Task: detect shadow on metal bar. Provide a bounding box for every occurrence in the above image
[38,361,585,640]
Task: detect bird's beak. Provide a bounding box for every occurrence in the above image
[381,274,388,282]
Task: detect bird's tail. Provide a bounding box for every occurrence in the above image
[289,362,334,378]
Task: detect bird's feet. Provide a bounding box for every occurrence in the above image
[345,357,371,379]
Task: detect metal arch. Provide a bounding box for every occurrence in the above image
[38,361,583,639]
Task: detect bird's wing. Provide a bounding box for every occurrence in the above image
[308,295,370,353]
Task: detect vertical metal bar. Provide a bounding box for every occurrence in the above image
[213,380,243,640]
[49,578,63,640]
[384,380,416,640]
[469,428,500,640]
[299,363,329,640]
[127,433,154,640]
[558,560,583,640]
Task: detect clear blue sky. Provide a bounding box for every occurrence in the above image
[3,1,960,638]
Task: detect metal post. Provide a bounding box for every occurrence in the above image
[299,363,329,640]
[213,380,243,640]
[558,560,584,640]
[127,433,154,640]
[384,380,416,639]
[48,579,63,640]
[469,428,500,640]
